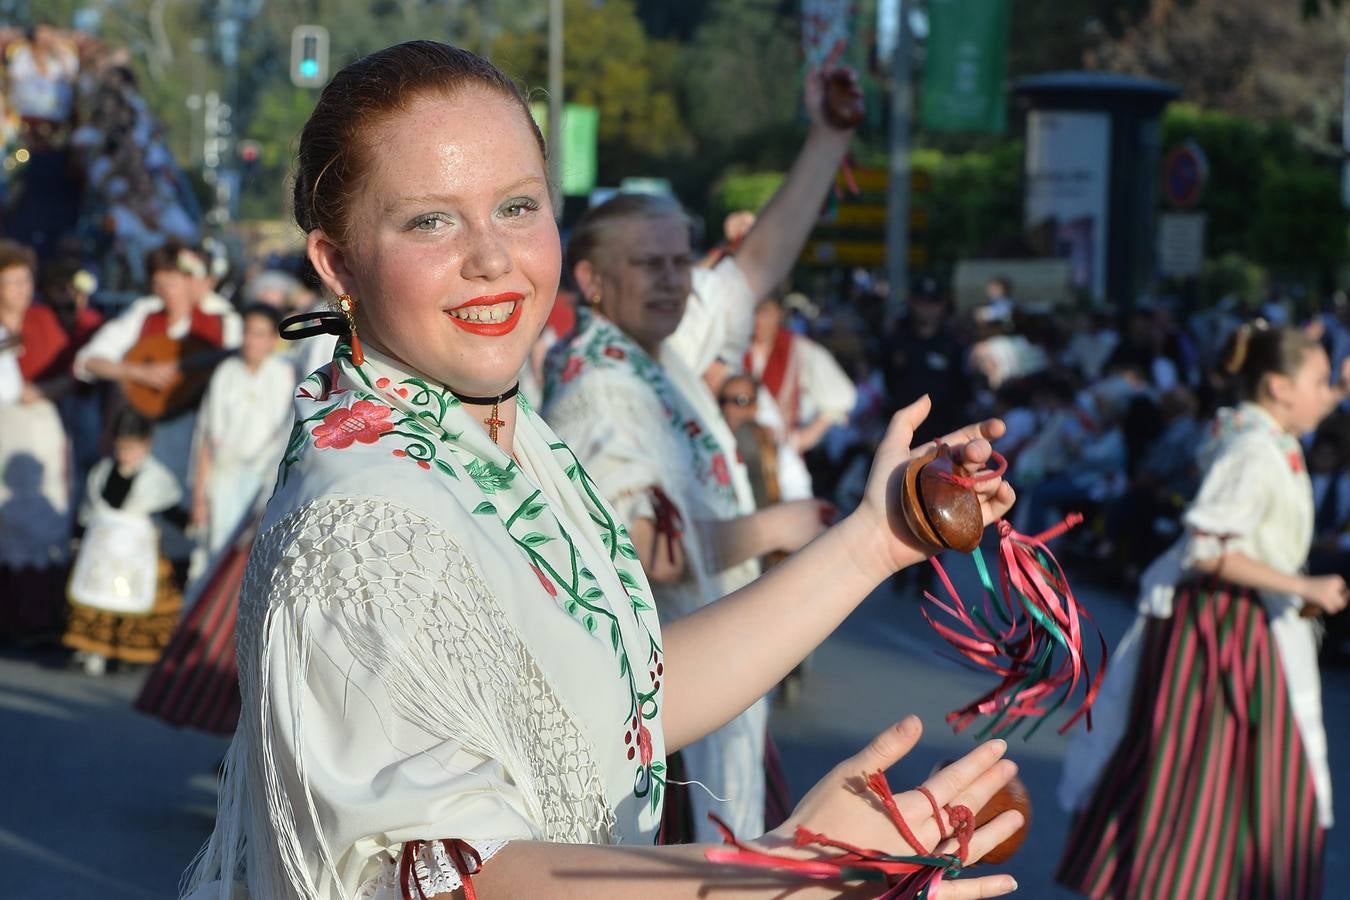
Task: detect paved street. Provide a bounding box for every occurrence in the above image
[2,561,1347,898]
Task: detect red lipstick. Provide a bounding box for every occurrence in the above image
[445,292,525,337]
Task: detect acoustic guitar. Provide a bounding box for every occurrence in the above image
[121,333,234,420]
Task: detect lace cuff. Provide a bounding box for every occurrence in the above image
[356,839,509,899]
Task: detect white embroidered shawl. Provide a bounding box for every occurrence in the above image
[184,344,667,899]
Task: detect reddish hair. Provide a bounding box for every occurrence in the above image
[293,40,545,245]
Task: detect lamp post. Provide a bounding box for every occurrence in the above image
[547,0,564,217]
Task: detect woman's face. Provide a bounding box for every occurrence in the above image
[316,88,558,397]
[590,214,692,353]
[0,264,34,317]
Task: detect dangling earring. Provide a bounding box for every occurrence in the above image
[589,292,602,308]
[337,293,365,365]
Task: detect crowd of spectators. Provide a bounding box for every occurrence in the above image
[788,273,1350,664]
[1,21,200,292]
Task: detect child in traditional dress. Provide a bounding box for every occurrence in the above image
[63,408,186,676]
[190,303,294,565]
[1057,322,1348,899]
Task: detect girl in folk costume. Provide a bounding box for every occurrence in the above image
[745,294,856,500]
[185,42,1024,900]
[63,408,187,676]
[0,239,73,643]
[190,303,296,561]
[1057,323,1349,899]
[542,79,854,843]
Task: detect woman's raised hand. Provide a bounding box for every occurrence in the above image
[854,395,1015,575]
[760,716,1022,897]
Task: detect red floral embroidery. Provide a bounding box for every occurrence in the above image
[710,453,731,487]
[376,377,391,389]
[637,722,653,766]
[561,357,584,383]
[685,421,703,438]
[603,346,627,361]
[313,399,395,450]
[532,565,557,597]
[1288,450,1304,473]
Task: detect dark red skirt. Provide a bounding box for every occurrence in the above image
[1056,581,1326,899]
[133,533,250,734]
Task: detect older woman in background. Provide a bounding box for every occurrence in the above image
[542,69,860,843]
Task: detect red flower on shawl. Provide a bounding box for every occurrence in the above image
[603,345,627,361]
[685,420,703,438]
[561,357,584,384]
[532,565,557,597]
[710,453,731,487]
[636,722,653,766]
[1288,449,1304,473]
[313,399,394,449]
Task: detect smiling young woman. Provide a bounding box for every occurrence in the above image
[184,41,1024,900]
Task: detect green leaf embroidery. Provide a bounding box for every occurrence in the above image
[465,458,515,493]
[520,532,552,548]
[520,502,546,520]
[433,458,458,479]
[583,613,596,633]
[609,620,620,651]
[617,569,639,590]
[579,567,595,581]
[582,587,605,601]
[564,463,580,479]
[472,501,497,515]
[617,542,639,560]
[630,596,653,612]
[652,761,666,775]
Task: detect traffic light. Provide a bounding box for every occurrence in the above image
[290,25,329,88]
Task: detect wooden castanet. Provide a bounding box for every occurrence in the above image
[821,68,865,129]
[900,443,983,554]
[121,333,230,420]
[972,774,1031,864]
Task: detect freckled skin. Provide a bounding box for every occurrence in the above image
[329,87,561,397]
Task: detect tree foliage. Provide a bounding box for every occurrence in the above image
[491,0,692,173]
[1092,0,1350,153]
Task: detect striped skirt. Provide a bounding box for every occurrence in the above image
[1057,581,1325,899]
[133,533,250,734]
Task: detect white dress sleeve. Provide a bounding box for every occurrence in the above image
[73,299,153,381]
[1181,434,1279,569]
[795,336,857,426]
[664,258,756,376]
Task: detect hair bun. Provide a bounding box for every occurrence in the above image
[1223,323,1253,375]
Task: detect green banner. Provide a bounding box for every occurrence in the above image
[530,103,599,196]
[920,0,1010,133]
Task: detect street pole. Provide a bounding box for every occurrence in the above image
[547,0,564,218]
[885,0,913,326]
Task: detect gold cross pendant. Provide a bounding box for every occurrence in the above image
[485,401,507,444]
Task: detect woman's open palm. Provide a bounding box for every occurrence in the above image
[765,716,1022,898]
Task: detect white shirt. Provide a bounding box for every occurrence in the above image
[196,355,296,471]
[74,293,242,382]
